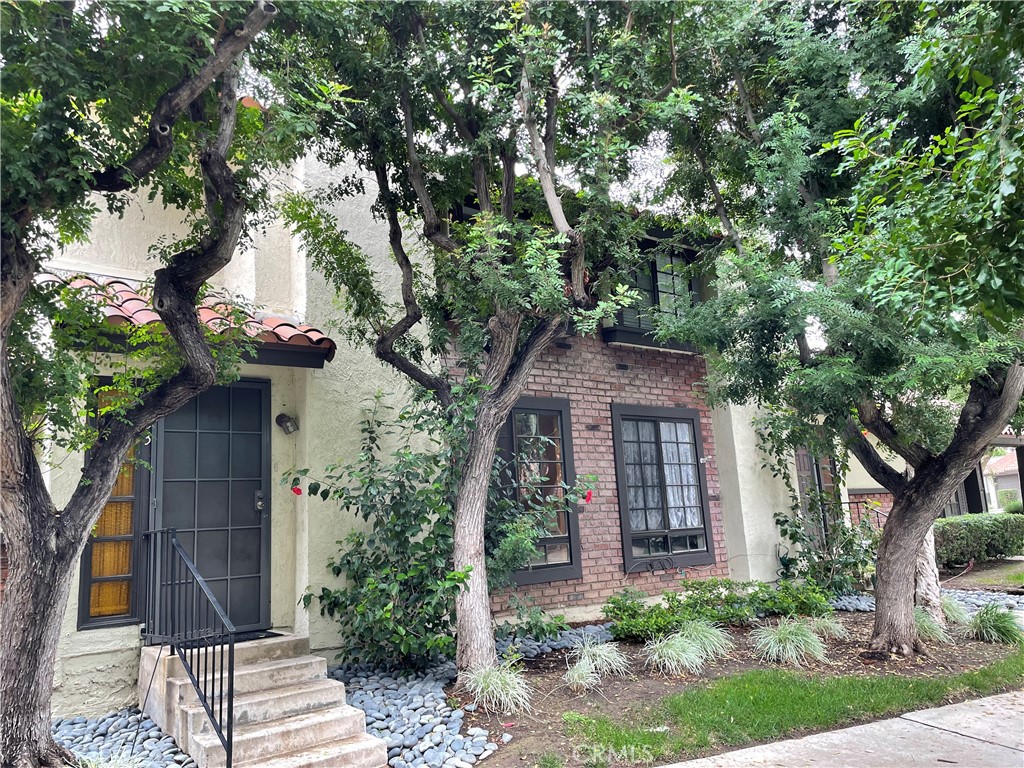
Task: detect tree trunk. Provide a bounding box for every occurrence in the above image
[870,503,925,656]
[0,527,81,768]
[452,406,504,673]
[915,526,944,625]
[0,345,81,768]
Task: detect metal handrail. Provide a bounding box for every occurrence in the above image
[142,528,235,768]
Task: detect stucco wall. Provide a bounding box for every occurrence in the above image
[295,157,414,654]
[709,404,792,583]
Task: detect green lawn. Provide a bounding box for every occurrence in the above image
[561,649,1024,765]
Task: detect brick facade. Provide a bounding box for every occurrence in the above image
[848,492,894,529]
[492,334,729,616]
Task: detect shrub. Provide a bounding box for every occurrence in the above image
[933,513,1024,568]
[997,488,1021,510]
[643,633,707,675]
[673,578,758,625]
[964,605,1024,645]
[673,619,734,659]
[605,579,837,642]
[465,660,532,713]
[941,595,971,626]
[749,580,834,618]
[1005,500,1024,515]
[751,618,827,667]
[569,636,631,678]
[914,607,952,644]
[805,614,848,640]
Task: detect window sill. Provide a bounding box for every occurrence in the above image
[600,326,698,354]
[77,616,141,632]
[513,562,583,586]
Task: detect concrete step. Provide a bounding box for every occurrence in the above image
[156,634,312,681]
[234,733,387,768]
[189,705,367,768]
[167,655,328,710]
[185,678,347,735]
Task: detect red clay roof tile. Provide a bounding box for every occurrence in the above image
[40,272,336,362]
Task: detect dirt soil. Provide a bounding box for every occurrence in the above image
[448,613,1016,768]
[941,557,1024,593]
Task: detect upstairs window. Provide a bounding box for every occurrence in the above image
[603,248,698,351]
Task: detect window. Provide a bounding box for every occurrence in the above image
[794,447,838,545]
[602,248,698,352]
[611,404,714,571]
[497,397,581,584]
[78,397,150,629]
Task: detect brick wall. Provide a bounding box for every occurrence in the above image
[492,334,730,616]
[848,492,894,529]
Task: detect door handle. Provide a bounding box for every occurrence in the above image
[255,490,266,512]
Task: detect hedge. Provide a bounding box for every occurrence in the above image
[933,513,1024,568]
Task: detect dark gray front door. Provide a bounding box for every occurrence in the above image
[155,381,271,632]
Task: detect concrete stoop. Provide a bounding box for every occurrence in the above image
[139,633,386,768]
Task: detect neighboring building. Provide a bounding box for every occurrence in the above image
[987,449,1022,508]
[6,159,793,720]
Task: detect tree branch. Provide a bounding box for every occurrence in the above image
[62,67,249,532]
[499,142,517,221]
[412,17,493,214]
[491,315,563,411]
[90,0,278,193]
[694,146,745,258]
[842,418,908,495]
[855,395,933,469]
[399,83,460,253]
[517,63,587,303]
[371,164,453,406]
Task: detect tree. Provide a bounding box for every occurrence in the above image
[654,1,1024,655]
[260,0,682,674]
[0,3,282,765]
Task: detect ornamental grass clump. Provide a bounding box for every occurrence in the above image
[914,607,952,645]
[569,635,631,678]
[805,613,848,640]
[673,618,734,659]
[643,633,707,675]
[465,660,532,713]
[563,658,601,693]
[964,604,1024,645]
[751,617,827,667]
[941,595,971,626]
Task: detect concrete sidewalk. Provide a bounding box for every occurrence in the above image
[661,689,1024,768]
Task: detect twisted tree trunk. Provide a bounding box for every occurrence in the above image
[915,526,944,625]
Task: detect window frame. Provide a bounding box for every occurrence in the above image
[601,245,699,353]
[611,403,715,573]
[499,397,583,586]
[77,413,152,631]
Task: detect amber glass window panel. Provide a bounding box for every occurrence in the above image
[85,434,139,621]
[89,580,131,617]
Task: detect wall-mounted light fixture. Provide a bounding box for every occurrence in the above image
[275,413,299,435]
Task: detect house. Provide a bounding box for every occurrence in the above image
[987,448,1022,508]
[8,158,801,743]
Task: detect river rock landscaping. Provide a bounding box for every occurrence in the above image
[51,590,1020,768]
[329,624,614,768]
[830,588,1024,613]
[52,709,192,768]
